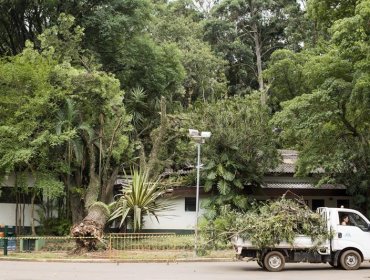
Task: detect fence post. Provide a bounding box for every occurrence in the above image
[109,234,112,259]
[3,225,8,256]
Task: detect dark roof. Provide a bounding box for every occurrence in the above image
[261,182,346,190]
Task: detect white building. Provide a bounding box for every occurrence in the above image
[0,174,40,229]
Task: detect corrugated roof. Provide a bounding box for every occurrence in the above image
[262,182,346,190]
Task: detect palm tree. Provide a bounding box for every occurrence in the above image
[109,168,173,232]
[55,98,93,223]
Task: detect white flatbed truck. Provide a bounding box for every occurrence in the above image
[232,207,370,272]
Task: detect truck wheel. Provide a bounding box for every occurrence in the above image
[263,251,285,272]
[340,250,361,270]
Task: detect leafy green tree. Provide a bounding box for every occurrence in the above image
[169,94,279,210]
[264,49,311,112]
[0,15,134,246]
[0,42,69,233]
[271,0,370,212]
[152,0,228,106]
[307,0,358,32]
[204,0,304,97]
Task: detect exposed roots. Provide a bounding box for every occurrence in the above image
[70,220,106,254]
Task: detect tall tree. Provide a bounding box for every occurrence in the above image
[0,43,68,233]
[151,0,228,106]
[264,49,311,112]
[165,93,279,210]
[271,0,370,212]
[0,15,134,249]
[204,0,303,98]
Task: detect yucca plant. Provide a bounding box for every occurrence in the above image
[109,168,173,232]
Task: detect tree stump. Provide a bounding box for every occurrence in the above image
[70,202,109,254]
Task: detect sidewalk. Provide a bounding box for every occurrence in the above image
[0,249,236,263]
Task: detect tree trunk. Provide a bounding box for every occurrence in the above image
[30,193,36,236]
[70,202,109,253]
[146,96,167,178]
[252,22,266,104]
[69,113,127,253]
[70,140,102,253]
[70,191,84,224]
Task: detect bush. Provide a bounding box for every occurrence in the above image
[37,217,71,236]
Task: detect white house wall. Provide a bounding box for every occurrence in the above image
[0,173,40,227]
[0,203,37,227]
[143,197,205,230]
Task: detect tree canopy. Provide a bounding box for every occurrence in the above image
[270,0,370,209]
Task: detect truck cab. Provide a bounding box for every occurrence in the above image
[323,207,370,263]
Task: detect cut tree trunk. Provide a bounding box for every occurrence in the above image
[70,202,109,253]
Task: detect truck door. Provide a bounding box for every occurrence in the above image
[335,211,370,259]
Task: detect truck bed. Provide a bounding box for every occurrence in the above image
[232,235,329,252]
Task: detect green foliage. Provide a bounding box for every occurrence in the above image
[264,49,311,112]
[204,0,305,94]
[0,44,62,174]
[188,94,279,209]
[0,16,134,230]
[37,217,72,236]
[109,168,173,232]
[271,0,370,208]
[151,2,228,105]
[201,195,331,249]
[38,13,84,64]
[34,173,65,199]
[307,0,358,31]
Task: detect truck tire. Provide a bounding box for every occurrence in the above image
[340,250,361,270]
[263,251,285,272]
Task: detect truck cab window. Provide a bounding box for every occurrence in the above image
[340,212,369,231]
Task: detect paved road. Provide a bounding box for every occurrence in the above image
[1,260,370,280]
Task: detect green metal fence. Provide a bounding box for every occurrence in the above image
[0,233,196,258]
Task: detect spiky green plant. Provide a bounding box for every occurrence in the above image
[109,168,173,232]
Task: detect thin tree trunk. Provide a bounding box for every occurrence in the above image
[31,193,36,236]
[84,143,100,209]
[252,22,266,104]
[146,96,167,178]
[101,167,119,204]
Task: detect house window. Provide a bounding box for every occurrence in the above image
[312,199,325,211]
[185,197,196,212]
[0,186,41,204]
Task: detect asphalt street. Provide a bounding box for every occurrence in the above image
[1,260,370,280]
